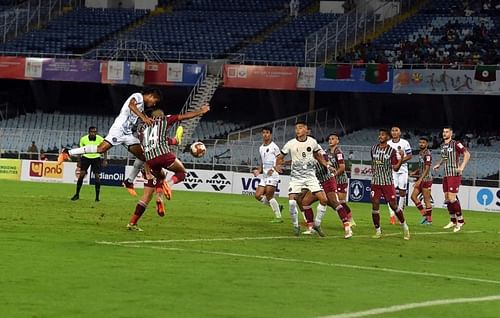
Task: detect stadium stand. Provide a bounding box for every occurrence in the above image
[0,7,148,55]
[241,12,338,64]
[342,0,500,65]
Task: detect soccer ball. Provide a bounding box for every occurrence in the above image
[190,141,206,158]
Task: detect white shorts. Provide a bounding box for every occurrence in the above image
[258,173,279,188]
[288,177,322,194]
[392,172,408,191]
[105,126,140,147]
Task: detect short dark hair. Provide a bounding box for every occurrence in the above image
[262,126,273,133]
[143,87,162,100]
[419,137,429,142]
[328,132,340,139]
[443,126,453,131]
[379,128,390,136]
[88,126,97,132]
[295,121,307,127]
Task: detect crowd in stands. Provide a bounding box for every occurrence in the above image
[339,0,500,66]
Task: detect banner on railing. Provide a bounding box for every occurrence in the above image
[315,67,393,92]
[223,65,298,90]
[101,61,131,84]
[144,62,204,86]
[393,69,500,95]
[41,59,101,82]
[297,67,317,89]
[0,56,27,80]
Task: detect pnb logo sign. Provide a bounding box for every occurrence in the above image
[29,161,63,179]
[184,171,203,190]
[206,173,231,191]
[476,188,500,211]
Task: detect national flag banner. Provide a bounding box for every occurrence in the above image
[324,64,352,79]
[365,63,388,84]
[474,65,496,82]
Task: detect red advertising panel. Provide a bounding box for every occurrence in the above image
[223,65,298,90]
[0,56,26,79]
[143,62,167,85]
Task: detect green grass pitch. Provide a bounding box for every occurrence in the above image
[1,180,499,318]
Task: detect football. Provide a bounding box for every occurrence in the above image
[190,141,206,158]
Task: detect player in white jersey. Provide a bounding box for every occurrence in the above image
[57,88,162,194]
[275,121,332,236]
[387,126,412,224]
[252,127,283,223]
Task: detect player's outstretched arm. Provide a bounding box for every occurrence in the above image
[178,103,210,121]
[129,98,153,126]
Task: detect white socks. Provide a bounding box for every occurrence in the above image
[289,200,299,227]
[398,196,406,211]
[315,203,327,226]
[127,159,144,183]
[260,196,270,205]
[69,144,98,156]
[269,198,282,218]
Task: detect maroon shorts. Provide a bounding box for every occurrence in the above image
[321,178,337,193]
[144,178,158,188]
[418,181,432,191]
[371,184,396,202]
[336,183,348,194]
[442,176,461,193]
[147,153,177,172]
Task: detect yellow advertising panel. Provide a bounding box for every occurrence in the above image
[0,159,21,180]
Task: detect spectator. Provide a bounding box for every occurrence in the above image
[27,141,38,159]
[39,149,48,161]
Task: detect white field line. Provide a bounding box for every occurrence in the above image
[96,240,500,286]
[96,230,483,245]
[318,295,500,318]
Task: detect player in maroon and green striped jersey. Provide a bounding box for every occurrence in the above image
[410,137,433,225]
[433,127,470,232]
[138,106,210,201]
[370,129,410,240]
[327,133,355,225]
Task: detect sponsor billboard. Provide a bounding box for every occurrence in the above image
[20,160,79,183]
[351,164,373,180]
[469,187,500,212]
[348,178,371,203]
[90,165,125,186]
[223,65,298,90]
[0,159,21,180]
[393,69,500,95]
[232,173,290,198]
[315,67,393,93]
